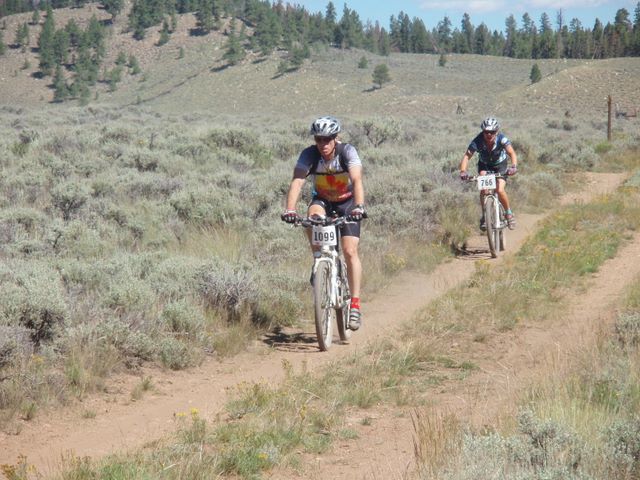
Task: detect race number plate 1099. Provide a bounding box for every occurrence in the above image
[477,174,496,190]
[311,225,337,246]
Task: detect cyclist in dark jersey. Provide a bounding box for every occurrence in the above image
[281,116,366,331]
[459,117,518,230]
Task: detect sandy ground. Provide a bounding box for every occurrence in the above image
[0,172,635,479]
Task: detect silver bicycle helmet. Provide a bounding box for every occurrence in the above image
[480,117,500,131]
[310,116,341,137]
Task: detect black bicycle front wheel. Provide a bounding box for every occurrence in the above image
[485,196,498,258]
[313,261,334,351]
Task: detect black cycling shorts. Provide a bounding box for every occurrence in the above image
[309,196,361,238]
[478,160,508,178]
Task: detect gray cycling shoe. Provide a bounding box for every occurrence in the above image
[349,307,361,331]
[506,213,516,230]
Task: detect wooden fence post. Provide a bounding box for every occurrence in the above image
[607,95,612,141]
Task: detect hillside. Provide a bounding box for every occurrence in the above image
[1,3,639,122]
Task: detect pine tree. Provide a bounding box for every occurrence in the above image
[128,54,141,74]
[53,64,69,102]
[530,63,542,83]
[157,18,170,45]
[357,55,368,68]
[372,63,390,89]
[223,20,245,65]
[102,0,123,22]
[53,28,70,65]
[38,6,56,75]
[31,9,40,25]
[438,52,447,66]
[0,30,6,56]
[15,22,29,52]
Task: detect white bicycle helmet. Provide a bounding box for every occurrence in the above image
[480,117,500,132]
[310,116,341,137]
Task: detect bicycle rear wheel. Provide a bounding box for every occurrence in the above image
[335,258,352,343]
[313,260,334,351]
[484,196,498,258]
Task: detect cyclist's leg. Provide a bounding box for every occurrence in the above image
[495,178,515,228]
[306,198,328,253]
[478,166,488,229]
[342,235,361,300]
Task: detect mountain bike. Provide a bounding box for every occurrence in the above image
[469,173,507,258]
[294,214,356,351]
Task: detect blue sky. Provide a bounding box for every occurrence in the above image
[293,1,638,33]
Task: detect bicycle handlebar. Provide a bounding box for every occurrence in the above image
[295,213,368,228]
[465,172,509,182]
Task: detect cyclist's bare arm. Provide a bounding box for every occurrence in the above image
[459,149,474,173]
[285,168,307,211]
[348,165,365,206]
[505,144,518,167]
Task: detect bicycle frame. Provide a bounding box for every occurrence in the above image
[298,215,352,350]
[469,173,507,258]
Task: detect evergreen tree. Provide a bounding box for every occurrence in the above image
[410,17,430,53]
[503,14,517,57]
[65,19,81,47]
[460,13,473,54]
[357,55,368,68]
[538,12,556,58]
[53,28,70,65]
[474,23,490,54]
[102,0,123,22]
[158,18,170,45]
[372,63,390,88]
[31,9,40,25]
[436,15,452,52]
[223,20,245,65]
[128,54,141,74]
[335,4,363,48]
[634,2,640,55]
[530,63,541,83]
[115,50,127,65]
[15,22,29,52]
[195,0,214,34]
[438,52,446,66]
[38,5,56,75]
[0,30,6,56]
[53,64,69,102]
[592,18,604,58]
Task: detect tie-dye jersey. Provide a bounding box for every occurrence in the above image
[467,132,511,167]
[295,142,362,202]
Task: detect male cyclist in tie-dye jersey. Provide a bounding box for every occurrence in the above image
[281,116,366,331]
[459,117,519,230]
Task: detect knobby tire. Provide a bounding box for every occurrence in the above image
[313,260,334,351]
[485,196,498,258]
[498,203,507,251]
[335,258,352,343]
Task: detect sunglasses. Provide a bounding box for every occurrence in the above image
[483,130,497,135]
[314,136,336,143]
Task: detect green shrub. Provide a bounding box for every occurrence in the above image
[158,337,200,370]
[51,181,89,220]
[0,261,69,345]
[161,299,205,337]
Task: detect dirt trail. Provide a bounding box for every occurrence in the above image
[0,172,631,478]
